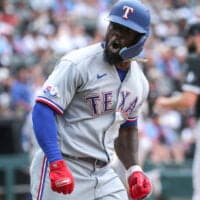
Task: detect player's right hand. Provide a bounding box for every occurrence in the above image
[49,160,74,194]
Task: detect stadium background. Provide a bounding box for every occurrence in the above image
[0,0,199,199]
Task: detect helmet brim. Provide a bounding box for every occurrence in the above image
[106,15,147,34]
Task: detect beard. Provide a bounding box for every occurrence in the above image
[103,38,123,65]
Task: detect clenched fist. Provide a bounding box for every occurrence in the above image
[127,165,152,200]
[49,160,75,194]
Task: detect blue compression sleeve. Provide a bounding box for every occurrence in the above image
[32,102,63,163]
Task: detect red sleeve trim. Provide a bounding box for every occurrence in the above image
[36,97,64,115]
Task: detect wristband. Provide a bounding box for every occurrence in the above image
[126,165,142,179]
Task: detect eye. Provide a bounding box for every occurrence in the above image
[111,22,133,33]
[111,23,120,30]
[126,28,133,35]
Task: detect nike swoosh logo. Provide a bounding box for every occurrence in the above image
[97,73,107,79]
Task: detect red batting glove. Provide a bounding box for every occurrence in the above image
[49,160,75,194]
[127,165,152,200]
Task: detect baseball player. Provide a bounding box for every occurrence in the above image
[155,22,200,200]
[30,0,152,199]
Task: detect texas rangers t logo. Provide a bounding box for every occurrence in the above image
[123,5,134,19]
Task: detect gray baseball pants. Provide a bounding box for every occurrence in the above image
[30,150,129,200]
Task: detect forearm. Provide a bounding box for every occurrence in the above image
[156,92,197,111]
[115,126,139,169]
[32,102,62,163]
[116,127,153,200]
[164,95,189,110]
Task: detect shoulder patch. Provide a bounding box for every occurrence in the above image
[43,85,60,98]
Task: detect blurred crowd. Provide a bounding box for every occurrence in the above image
[0,0,200,166]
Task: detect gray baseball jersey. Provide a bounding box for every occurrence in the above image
[36,42,149,163]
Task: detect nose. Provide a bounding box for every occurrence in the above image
[113,29,123,39]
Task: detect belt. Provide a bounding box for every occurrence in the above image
[62,154,107,168]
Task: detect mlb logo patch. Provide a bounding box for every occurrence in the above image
[43,85,60,98]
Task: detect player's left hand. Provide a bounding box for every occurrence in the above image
[127,165,152,200]
[49,160,75,194]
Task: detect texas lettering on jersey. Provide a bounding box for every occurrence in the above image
[85,90,138,117]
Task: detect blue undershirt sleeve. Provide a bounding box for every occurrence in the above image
[32,102,63,163]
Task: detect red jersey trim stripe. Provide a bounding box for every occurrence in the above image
[36,97,64,115]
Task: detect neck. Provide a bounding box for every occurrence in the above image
[115,60,131,71]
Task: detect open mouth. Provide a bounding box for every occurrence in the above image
[112,41,121,49]
[108,39,121,53]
